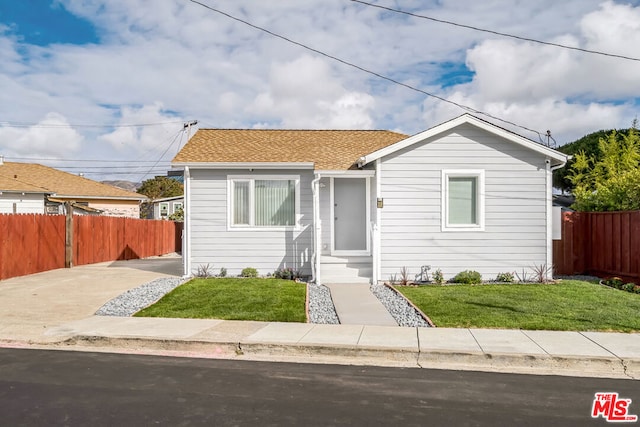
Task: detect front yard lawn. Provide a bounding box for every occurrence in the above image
[397,280,640,332]
[135,278,307,322]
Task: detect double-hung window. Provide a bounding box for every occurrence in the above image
[229,176,299,229]
[442,170,484,231]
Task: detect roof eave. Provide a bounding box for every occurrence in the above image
[52,195,147,201]
[171,162,315,170]
[362,114,569,166]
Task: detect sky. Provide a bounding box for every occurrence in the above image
[1,0,640,182]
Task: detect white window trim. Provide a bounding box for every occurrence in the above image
[227,175,301,231]
[441,169,485,232]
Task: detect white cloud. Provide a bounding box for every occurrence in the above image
[248,55,375,129]
[0,112,83,157]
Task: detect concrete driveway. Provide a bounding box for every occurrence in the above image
[0,255,182,344]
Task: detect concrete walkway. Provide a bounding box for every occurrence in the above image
[0,259,639,379]
[325,283,397,326]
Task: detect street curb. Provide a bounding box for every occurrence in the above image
[53,334,640,379]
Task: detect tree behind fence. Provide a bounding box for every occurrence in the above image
[553,211,640,281]
[0,214,182,281]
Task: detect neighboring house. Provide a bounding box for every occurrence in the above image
[0,159,147,218]
[150,196,184,220]
[172,114,568,283]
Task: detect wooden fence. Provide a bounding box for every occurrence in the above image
[553,211,640,281]
[0,214,182,281]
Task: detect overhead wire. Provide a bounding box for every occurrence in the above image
[187,0,545,140]
[349,0,640,63]
[0,120,186,128]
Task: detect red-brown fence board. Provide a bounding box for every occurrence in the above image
[0,214,181,281]
[0,214,66,280]
[554,211,640,281]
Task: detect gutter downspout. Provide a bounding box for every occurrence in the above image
[374,159,382,285]
[183,166,192,278]
[546,159,567,279]
[311,173,322,284]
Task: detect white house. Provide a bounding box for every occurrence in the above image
[0,159,146,217]
[151,196,184,220]
[172,114,568,283]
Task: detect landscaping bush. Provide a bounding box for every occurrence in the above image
[452,270,482,284]
[432,269,445,285]
[496,272,515,283]
[219,267,227,278]
[241,267,258,278]
[274,267,299,280]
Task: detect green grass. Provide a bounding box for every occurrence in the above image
[135,278,307,322]
[397,280,640,332]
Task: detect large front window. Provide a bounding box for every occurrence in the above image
[229,176,299,228]
[442,170,484,231]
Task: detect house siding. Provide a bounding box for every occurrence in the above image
[379,124,549,282]
[0,193,44,214]
[189,169,314,277]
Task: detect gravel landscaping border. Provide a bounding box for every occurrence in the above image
[96,277,186,317]
[370,283,432,327]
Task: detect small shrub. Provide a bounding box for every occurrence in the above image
[388,273,398,285]
[399,266,410,286]
[634,285,640,294]
[603,277,624,289]
[496,272,515,283]
[241,267,258,278]
[274,267,299,280]
[218,267,227,278]
[452,270,482,284]
[432,269,445,285]
[622,283,636,292]
[531,263,553,283]
[515,269,532,283]
[195,263,213,278]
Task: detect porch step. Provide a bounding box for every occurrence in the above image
[320,255,372,284]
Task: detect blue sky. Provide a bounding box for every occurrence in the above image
[1,0,640,181]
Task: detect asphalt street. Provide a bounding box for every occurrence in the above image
[0,348,637,426]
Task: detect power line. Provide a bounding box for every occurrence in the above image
[5,156,169,163]
[349,0,640,62]
[187,0,545,140]
[0,120,186,128]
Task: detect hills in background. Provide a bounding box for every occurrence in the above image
[101,180,140,192]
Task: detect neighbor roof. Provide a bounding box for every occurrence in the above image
[0,162,146,200]
[172,129,409,170]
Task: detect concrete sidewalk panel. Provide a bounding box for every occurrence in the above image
[358,325,418,350]
[470,329,546,355]
[418,328,482,353]
[581,332,640,359]
[243,322,315,344]
[192,320,267,343]
[299,324,363,346]
[46,316,221,339]
[522,330,616,358]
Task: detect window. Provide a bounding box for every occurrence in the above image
[229,176,299,229]
[172,202,183,213]
[442,170,484,231]
[160,203,169,217]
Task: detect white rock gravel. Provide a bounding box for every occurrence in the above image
[307,283,340,324]
[96,277,186,317]
[370,283,431,327]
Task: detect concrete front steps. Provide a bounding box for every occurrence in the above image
[320,255,372,284]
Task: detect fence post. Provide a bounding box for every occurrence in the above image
[65,202,73,268]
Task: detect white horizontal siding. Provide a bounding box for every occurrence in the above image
[379,124,549,281]
[0,193,44,214]
[189,169,313,277]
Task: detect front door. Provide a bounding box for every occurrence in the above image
[333,178,367,253]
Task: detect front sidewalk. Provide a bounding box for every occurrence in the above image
[35,316,640,380]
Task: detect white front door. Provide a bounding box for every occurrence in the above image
[333,178,368,253]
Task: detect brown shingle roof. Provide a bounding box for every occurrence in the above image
[0,162,145,200]
[172,129,409,170]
